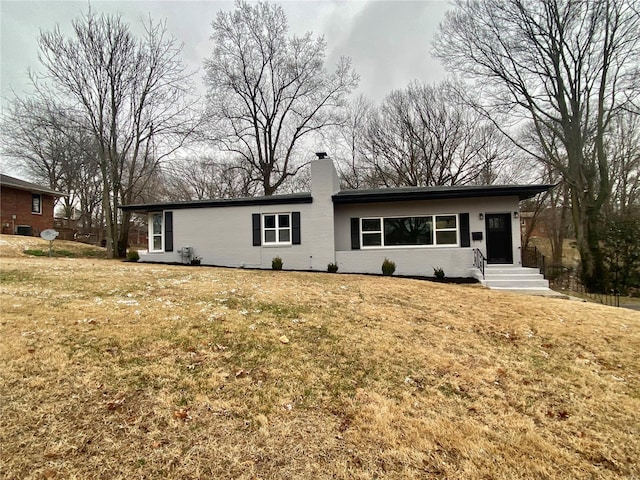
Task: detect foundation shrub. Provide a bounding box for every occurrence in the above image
[381,258,396,276]
[272,256,283,270]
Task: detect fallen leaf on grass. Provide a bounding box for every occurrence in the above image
[43,469,57,479]
[81,318,97,324]
[106,397,126,411]
[546,409,570,420]
[279,335,290,344]
[173,408,192,421]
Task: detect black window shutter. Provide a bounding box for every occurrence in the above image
[164,211,174,252]
[292,212,301,245]
[459,213,470,247]
[350,218,360,250]
[252,213,261,246]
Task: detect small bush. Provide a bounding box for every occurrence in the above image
[381,258,396,276]
[82,248,104,258]
[433,266,445,280]
[24,249,46,257]
[24,248,74,258]
[125,250,140,262]
[327,262,339,273]
[272,256,283,270]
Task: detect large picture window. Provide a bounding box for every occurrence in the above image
[150,212,163,251]
[384,216,432,246]
[361,215,457,248]
[263,213,291,245]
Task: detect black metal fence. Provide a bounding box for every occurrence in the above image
[522,246,620,307]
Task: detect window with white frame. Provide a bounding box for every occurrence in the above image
[263,213,291,245]
[31,194,42,214]
[150,212,163,251]
[435,215,458,245]
[360,215,458,248]
[361,218,383,247]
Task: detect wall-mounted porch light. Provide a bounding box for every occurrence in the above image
[478,213,484,220]
[513,211,519,219]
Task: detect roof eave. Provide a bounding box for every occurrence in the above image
[332,184,554,204]
[120,193,313,213]
[0,183,66,197]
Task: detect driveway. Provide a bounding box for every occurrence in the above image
[620,302,640,312]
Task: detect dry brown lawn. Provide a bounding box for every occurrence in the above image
[1,234,639,479]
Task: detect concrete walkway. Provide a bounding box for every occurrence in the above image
[620,302,640,312]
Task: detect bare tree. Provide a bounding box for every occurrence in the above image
[1,96,103,223]
[517,122,574,267]
[330,95,375,189]
[35,9,198,257]
[161,157,259,201]
[204,0,358,195]
[361,81,511,187]
[607,112,640,216]
[538,171,572,268]
[364,88,424,187]
[435,0,640,291]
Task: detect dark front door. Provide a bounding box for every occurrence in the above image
[486,213,513,264]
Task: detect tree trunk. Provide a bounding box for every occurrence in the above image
[585,207,608,292]
[574,198,608,292]
[102,186,116,259]
[549,183,570,267]
[549,215,565,267]
[118,210,132,258]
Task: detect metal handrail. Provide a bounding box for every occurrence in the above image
[473,248,486,279]
[522,247,547,278]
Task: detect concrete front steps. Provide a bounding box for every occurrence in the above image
[470,266,569,298]
[470,264,553,289]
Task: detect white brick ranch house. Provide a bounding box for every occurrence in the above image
[121,157,553,284]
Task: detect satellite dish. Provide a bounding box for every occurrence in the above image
[41,229,59,241]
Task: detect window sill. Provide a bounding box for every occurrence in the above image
[360,244,460,250]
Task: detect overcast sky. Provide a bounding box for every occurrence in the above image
[0,0,452,176]
[1,0,450,104]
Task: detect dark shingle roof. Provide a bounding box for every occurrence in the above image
[332,184,554,204]
[120,183,554,212]
[0,174,66,197]
[120,192,313,212]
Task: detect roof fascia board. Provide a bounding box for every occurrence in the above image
[121,193,313,213]
[332,185,554,204]
[0,177,66,197]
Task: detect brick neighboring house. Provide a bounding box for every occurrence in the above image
[520,211,547,239]
[0,174,65,236]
